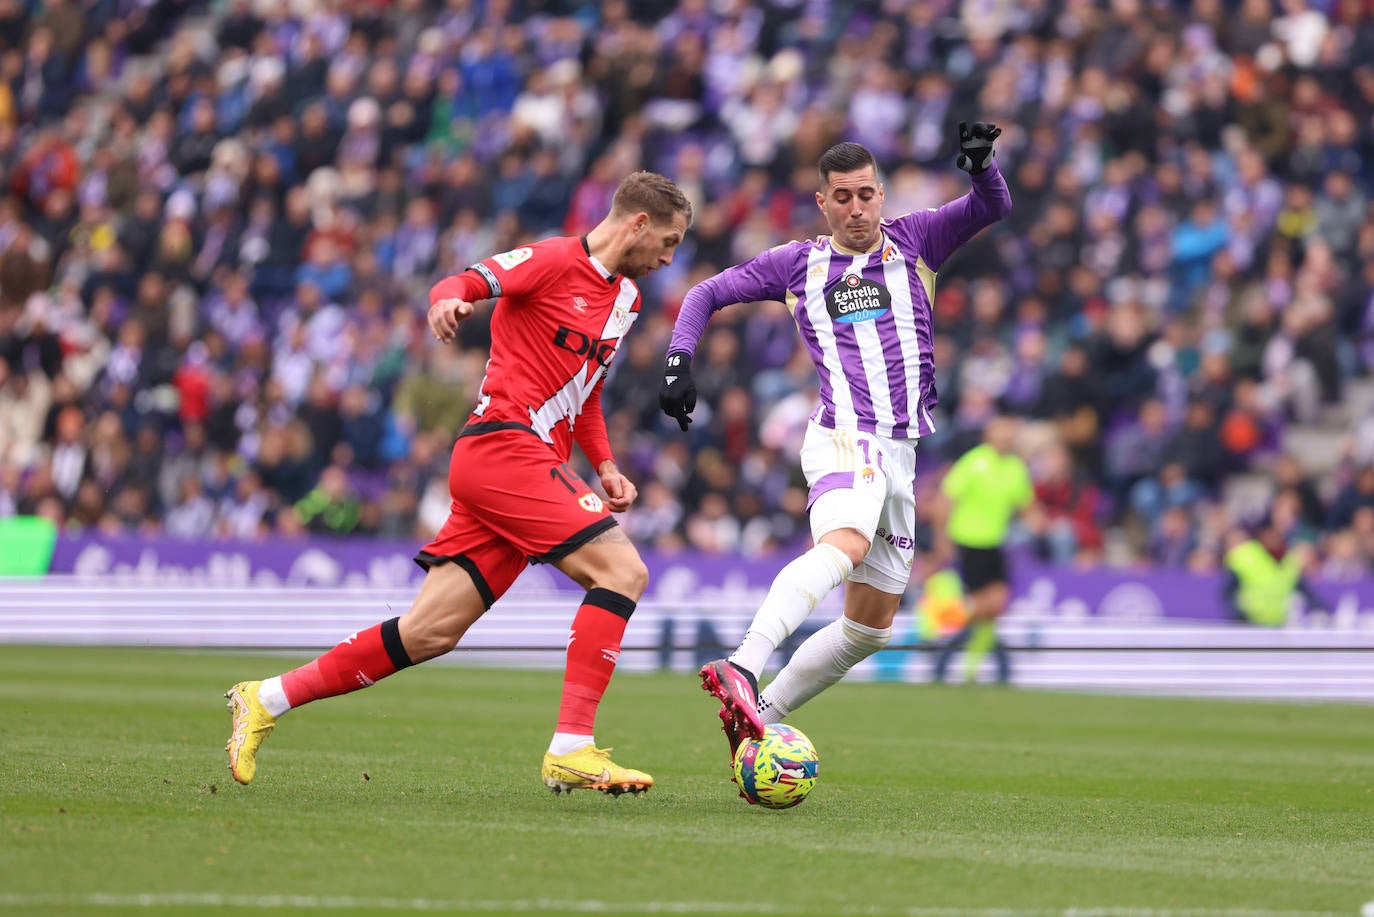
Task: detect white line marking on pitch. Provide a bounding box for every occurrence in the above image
[0,893,1347,916]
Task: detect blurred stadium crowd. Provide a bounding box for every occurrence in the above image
[2,0,1374,578]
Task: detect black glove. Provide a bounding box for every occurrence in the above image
[956,120,1002,174]
[659,351,696,431]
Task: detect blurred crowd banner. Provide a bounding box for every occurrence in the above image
[34,533,1374,620]
[2,534,1371,701]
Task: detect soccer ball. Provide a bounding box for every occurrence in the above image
[732,724,819,809]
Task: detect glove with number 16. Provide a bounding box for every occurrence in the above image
[956,120,1002,174]
[659,352,696,431]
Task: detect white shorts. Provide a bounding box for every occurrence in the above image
[799,420,919,595]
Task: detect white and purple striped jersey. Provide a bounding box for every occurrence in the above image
[669,166,1011,439]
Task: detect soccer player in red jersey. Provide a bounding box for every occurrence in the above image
[226,172,693,794]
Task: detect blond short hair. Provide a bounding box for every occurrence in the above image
[611,171,694,228]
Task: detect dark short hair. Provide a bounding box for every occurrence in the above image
[818,142,878,185]
[611,171,694,228]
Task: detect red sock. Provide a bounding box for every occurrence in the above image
[281,617,414,708]
[556,589,635,735]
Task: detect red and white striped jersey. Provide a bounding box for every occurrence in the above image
[429,235,641,467]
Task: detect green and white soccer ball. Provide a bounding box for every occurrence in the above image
[731,723,819,809]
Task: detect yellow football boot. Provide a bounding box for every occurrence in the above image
[541,745,652,796]
[225,681,277,785]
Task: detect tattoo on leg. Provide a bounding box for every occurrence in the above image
[587,525,631,546]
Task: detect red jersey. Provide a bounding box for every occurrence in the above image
[429,236,642,468]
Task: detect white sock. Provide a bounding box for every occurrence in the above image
[729,543,853,678]
[548,732,594,756]
[257,676,292,717]
[756,617,891,723]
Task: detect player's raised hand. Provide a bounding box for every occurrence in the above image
[659,352,697,431]
[428,297,474,343]
[956,121,1002,174]
[598,464,638,512]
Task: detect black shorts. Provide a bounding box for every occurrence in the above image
[957,544,1008,592]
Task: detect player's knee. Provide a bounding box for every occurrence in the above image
[822,528,871,567]
[840,616,892,654]
[424,631,462,660]
[591,555,648,601]
[868,627,893,652]
[399,620,463,662]
[615,556,650,600]
[811,490,879,564]
[398,591,483,662]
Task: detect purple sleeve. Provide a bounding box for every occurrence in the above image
[890,162,1012,271]
[667,245,793,358]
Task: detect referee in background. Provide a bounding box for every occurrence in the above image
[932,415,1035,684]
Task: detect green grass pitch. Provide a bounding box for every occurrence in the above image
[1,645,1371,917]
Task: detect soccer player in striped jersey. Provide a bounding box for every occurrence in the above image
[660,126,1011,760]
[226,172,692,795]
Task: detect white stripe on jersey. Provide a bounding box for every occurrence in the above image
[803,243,856,422]
[527,277,639,442]
[472,358,494,417]
[880,235,925,433]
[850,243,898,431]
